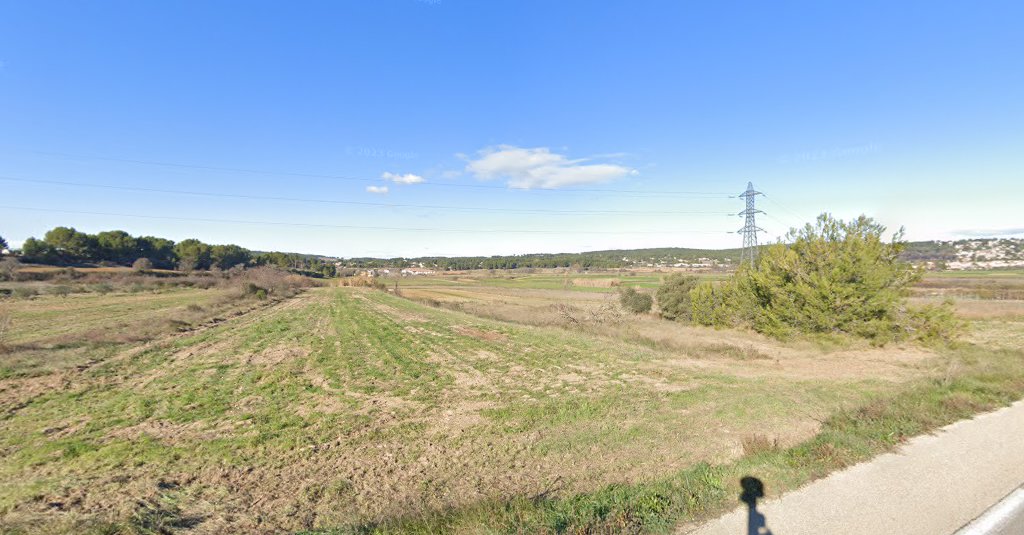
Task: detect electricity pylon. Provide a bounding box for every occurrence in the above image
[738,182,764,268]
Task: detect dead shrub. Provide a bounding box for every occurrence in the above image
[0,257,20,281]
[741,434,778,456]
[0,307,11,349]
[553,304,583,326]
[13,286,38,300]
[132,258,154,271]
[228,266,315,298]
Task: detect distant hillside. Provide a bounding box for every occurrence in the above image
[337,239,1024,271]
[337,247,745,270]
[903,238,1024,270]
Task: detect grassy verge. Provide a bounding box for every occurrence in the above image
[312,342,1024,534]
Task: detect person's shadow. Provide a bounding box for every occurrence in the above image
[740,476,773,535]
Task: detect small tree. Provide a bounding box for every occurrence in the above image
[0,235,8,252]
[132,257,154,272]
[656,274,700,321]
[619,286,653,314]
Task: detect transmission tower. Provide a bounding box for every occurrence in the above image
[737,181,764,268]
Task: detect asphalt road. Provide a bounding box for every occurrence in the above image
[954,486,1024,535]
[682,400,1024,535]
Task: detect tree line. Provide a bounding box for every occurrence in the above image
[342,247,743,271]
[15,227,337,277]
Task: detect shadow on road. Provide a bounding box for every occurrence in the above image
[740,476,773,535]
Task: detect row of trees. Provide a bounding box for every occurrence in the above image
[15,227,337,276]
[344,248,738,271]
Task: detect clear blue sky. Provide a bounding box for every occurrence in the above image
[1,1,1021,257]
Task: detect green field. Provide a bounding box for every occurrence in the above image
[1,272,1023,533]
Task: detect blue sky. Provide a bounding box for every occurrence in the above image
[1,1,1021,257]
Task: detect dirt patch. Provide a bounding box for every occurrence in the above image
[365,299,429,323]
[452,326,508,343]
[106,420,252,443]
[245,344,308,366]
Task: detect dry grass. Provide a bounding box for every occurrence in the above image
[571,277,621,288]
[0,287,933,533]
[2,271,1021,533]
[741,434,779,456]
[401,283,938,383]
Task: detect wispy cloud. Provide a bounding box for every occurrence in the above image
[365,185,389,194]
[381,172,425,184]
[464,145,637,189]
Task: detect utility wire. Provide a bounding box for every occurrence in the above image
[0,175,737,217]
[1,205,732,235]
[762,194,811,227]
[16,149,733,197]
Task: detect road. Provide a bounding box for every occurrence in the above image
[682,400,1024,535]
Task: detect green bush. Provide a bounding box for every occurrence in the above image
[656,274,699,321]
[686,213,956,344]
[618,287,653,314]
[254,288,268,300]
[905,300,962,344]
[690,281,734,327]
[51,285,72,298]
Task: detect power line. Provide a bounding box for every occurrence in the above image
[1,205,732,235]
[0,175,737,217]
[762,194,810,227]
[15,149,734,197]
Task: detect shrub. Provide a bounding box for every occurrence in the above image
[243,282,264,296]
[656,274,699,321]
[254,288,268,300]
[905,300,962,344]
[13,287,38,300]
[52,285,72,298]
[0,307,10,348]
[618,287,653,314]
[91,283,114,295]
[689,213,956,344]
[132,258,154,271]
[690,281,733,327]
[0,258,19,281]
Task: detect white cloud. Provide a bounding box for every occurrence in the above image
[381,172,425,184]
[365,185,389,194]
[464,145,636,189]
